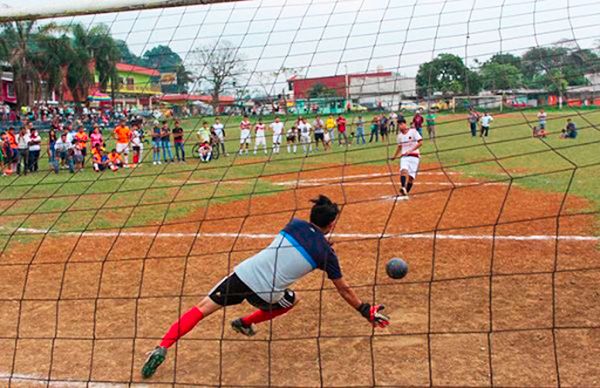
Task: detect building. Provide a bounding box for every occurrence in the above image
[0,62,16,105]
[100,63,162,108]
[288,71,416,112]
[159,94,235,114]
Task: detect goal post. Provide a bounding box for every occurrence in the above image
[452,95,504,113]
[0,0,243,22]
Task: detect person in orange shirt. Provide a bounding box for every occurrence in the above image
[74,126,89,168]
[6,127,18,172]
[107,148,124,171]
[113,119,132,167]
[91,144,108,172]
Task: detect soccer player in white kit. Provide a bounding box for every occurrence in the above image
[391,122,423,198]
[239,115,252,155]
[270,116,284,154]
[212,117,227,156]
[253,119,268,154]
[298,117,312,154]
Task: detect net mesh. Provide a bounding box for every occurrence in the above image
[0,0,599,386]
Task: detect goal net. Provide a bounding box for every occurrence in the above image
[0,0,599,386]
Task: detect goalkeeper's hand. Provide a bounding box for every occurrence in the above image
[358,303,390,328]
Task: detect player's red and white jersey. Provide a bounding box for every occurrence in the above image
[397,128,422,157]
[255,123,266,137]
[240,120,252,130]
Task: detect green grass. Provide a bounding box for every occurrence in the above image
[1,109,598,238]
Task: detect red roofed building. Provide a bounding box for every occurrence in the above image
[289,72,393,99]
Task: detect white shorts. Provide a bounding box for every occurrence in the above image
[273,134,282,144]
[116,142,129,154]
[255,136,266,146]
[240,130,251,144]
[400,156,420,179]
[300,134,311,144]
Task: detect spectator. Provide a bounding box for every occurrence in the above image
[6,127,18,173]
[151,121,162,165]
[72,140,84,172]
[537,108,547,131]
[90,125,104,149]
[532,125,548,138]
[28,128,41,172]
[354,115,366,145]
[336,114,348,145]
[108,149,124,171]
[212,117,227,156]
[411,110,424,137]
[326,114,336,143]
[379,114,389,142]
[312,115,325,151]
[114,119,131,167]
[91,144,108,172]
[468,108,480,137]
[15,127,30,175]
[74,125,89,168]
[131,124,144,166]
[480,112,493,137]
[425,109,436,140]
[172,120,185,162]
[199,141,212,163]
[561,119,578,139]
[0,132,8,175]
[369,117,379,143]
[53,133,74,173]
[48,128,57,168]
[160,121,174,163]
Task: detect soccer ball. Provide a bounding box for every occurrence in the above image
[386,258,408,279]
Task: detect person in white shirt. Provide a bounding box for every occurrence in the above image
[253,119,268,155]
[28,128,42,172]
[480,112,494,137]
[212,118,227,156]
[297,118,312,154]
[239,115,252,155]
[312,116,325,151]
[15,127,30,176]
[391,122,423,198]
[131,124,143,166]
[537,108,547,130]
[269,117,284,154]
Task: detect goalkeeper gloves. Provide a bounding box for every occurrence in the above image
[358,303,390,328]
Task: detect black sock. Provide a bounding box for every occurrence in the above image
[407,181,413,193]
[400,175,407,188]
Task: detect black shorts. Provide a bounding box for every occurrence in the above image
[209,273,295,311]
[314,133,324,141]
[286,135,296,142]
[133,146,140,152]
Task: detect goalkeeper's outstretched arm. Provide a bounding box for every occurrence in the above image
[332,277,390,328]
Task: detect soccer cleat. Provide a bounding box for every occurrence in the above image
[141,346,167,379]
[231,318,257,337]
[400,187,408,197]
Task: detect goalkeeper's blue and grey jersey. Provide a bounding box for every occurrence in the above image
[234,218,342,303]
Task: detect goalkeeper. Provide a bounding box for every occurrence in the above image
[142,195,390,378]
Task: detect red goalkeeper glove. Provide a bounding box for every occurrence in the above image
[358,303,390,328]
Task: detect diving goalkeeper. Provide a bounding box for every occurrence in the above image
[142,195,390,378]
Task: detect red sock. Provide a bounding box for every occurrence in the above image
[241,307,292,326]
[159,306,204,348]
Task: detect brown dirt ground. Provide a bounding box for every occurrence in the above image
[0,163,598,387]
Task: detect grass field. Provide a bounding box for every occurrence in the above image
[1,109,599,236]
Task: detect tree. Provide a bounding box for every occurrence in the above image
[192,40,246,110]
[416,53,480,97]
[307,83,338,99]
[479,62,522,91]
[0,21,58,107]
[485,53,522,69]
[141,45,192,93]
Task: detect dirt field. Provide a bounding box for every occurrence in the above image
[0,163,599,387]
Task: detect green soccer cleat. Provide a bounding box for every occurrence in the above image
[141,346,167,379]
[231,318,257,337]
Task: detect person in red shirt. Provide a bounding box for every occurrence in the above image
[336,114,348,146]
[411,110,424,137]
[6,127,18,172]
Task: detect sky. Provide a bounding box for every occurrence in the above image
[7,0,600,94]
